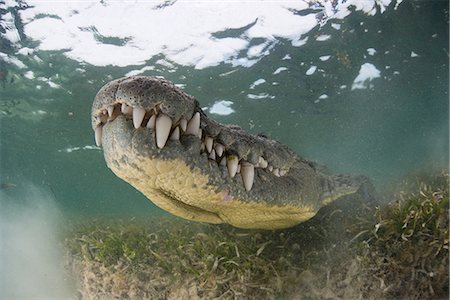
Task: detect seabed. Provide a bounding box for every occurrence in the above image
[64,171,449,299]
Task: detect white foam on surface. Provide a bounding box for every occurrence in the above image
[331,23,341,30]
[12,0,395,69]
[292,36,309,47]
[306,66,317,75]
[125,66,156,77]
[32,110,47,116]
[316,35,331,41]
[273,67,288,75]
[250,78,266,89]
[37,76,61,89]
[0,53,26,68]
[24,71,35,79]
[367,48,376,55]
[247,42,274,58]
[247,93,275,100]
[17,47,34,56]
[1,12,21,44]
[319,55,331,61]
[33,55,43,63]
[47,80,61,89]
[208,100,235,116]
[351,62,381,90]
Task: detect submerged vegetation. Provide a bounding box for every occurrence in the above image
[65,172,448,299]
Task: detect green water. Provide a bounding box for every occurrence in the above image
[0,2,448,298]
[0,0,448,218]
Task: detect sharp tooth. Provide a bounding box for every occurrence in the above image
[147,114,156,129]
[208,150,216,160]
[280,169,287,176]
[237,164,241,174]
[241,162,255,191]
[107,105,114,117]
[227,155,239,178]
[94,125,103,146]
[185,112,200,136]
[155,114,172,149]
[170,126,180,140]
[121,103,132,115]
[200,142,205,152]
[258,157,268,168]
[198,128,203,139]
[133,107,146,129]
[179,119,187,131]
[273,168,280,177]
[220,157,227,166]
[205,137,213,153]
[268,165,273,172]
[215,143,224,157]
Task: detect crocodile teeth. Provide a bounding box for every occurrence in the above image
[186,112,200,136]
[220,157,227,166]
[258,157,268,168]
[208,151,216,160]
[227,155,239,178]
[179,119,187,132]
[208,150,216,160]
[170,126,180,140]
[121,103,132,115]
[107,105,114,117]
[147,114,156,129]
[155,114,172,149]
[273,168,280,177]
[241,162,254,191]
[215,143,224,157]
[133,107,146,129]
[121,103,127,113]
[94,125,102,146]
[205,137,213,153]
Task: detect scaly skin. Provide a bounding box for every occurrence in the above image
[91,76,366,229]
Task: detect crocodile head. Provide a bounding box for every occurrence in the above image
[91,76,362,229]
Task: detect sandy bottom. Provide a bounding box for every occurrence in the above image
[64,172,449,299]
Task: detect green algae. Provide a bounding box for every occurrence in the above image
[65,172,449,299]
[357,171,449,299]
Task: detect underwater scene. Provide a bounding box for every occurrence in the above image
[0,0,448,299]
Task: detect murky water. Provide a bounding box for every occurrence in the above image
[0,1,448,297]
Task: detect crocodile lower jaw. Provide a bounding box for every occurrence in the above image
[101,116,316,229]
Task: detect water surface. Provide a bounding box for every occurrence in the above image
[0,0,448,216]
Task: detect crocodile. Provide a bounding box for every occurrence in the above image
[91,76,369,229]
